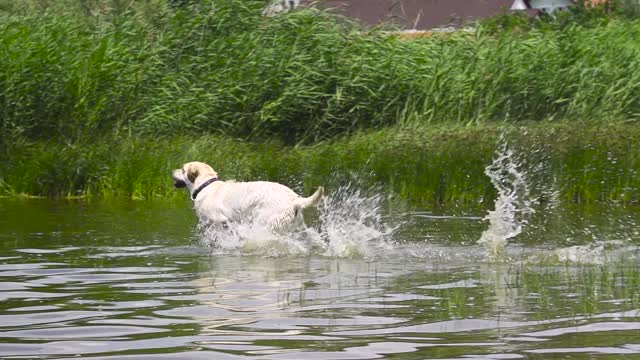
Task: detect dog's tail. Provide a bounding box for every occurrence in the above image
[294,186,324,210]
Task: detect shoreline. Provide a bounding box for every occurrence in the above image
[2,122,638,206]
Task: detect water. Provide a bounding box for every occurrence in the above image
[1,190,640,359]
[197,184,396,258]
[478,141,536,260]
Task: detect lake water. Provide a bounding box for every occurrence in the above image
[1,190,639,359]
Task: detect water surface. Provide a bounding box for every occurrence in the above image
[0,197,639,359]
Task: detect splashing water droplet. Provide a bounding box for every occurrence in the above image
[197,183,396,258]
[317,184,397,258]
[478,140,535,260]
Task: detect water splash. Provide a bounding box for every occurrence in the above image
[478,140,535,260]
[317,184,396,258]
[198,222,316,257]
[197,184,396,258]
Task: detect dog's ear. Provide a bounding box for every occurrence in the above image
[187,164,200,183]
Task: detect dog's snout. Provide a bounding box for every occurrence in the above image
[171,169,186,188]
[173,179,186,188]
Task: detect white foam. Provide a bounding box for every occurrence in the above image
[197,184,396,258]
[478,141,535,260]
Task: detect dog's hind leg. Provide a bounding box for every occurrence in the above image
[258,208,299,235]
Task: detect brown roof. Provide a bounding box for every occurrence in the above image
[312,0,524,29]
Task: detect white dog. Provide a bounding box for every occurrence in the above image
[171,161,324,234]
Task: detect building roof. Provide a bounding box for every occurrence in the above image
[306,0,607,30]
[314,0,518,29]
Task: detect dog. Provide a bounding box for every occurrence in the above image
[171,161,324,234]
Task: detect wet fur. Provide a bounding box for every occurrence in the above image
[171,161,324,234]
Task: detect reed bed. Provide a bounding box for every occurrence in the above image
[1,1,639,204]
[2,124,638,206]
[1,0,640,144]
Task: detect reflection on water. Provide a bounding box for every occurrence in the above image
[0,198,639,359]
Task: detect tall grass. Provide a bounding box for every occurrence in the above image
[1,0,640,145]
[2,124,638,206]
[1,1,639,203]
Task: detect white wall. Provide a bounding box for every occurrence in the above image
[528,0,574,13]
[263,0,300,16]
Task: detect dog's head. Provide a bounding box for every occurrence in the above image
[171,161,219,192]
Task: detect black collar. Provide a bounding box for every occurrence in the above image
[191,177,219,200]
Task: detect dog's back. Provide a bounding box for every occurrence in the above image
[242,182,323,233]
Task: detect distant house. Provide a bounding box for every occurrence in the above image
[263,0,301,16]
[315,0,516,29]
[523,0,574,14]
[266,0,603,30]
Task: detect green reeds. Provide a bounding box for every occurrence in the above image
[1,2,639,203]
[1,1,640,144]
[2,124,639,206]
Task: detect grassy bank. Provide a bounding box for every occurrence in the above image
[1,2,639,204]
[1,1,640,145]
[2,124,638,206]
